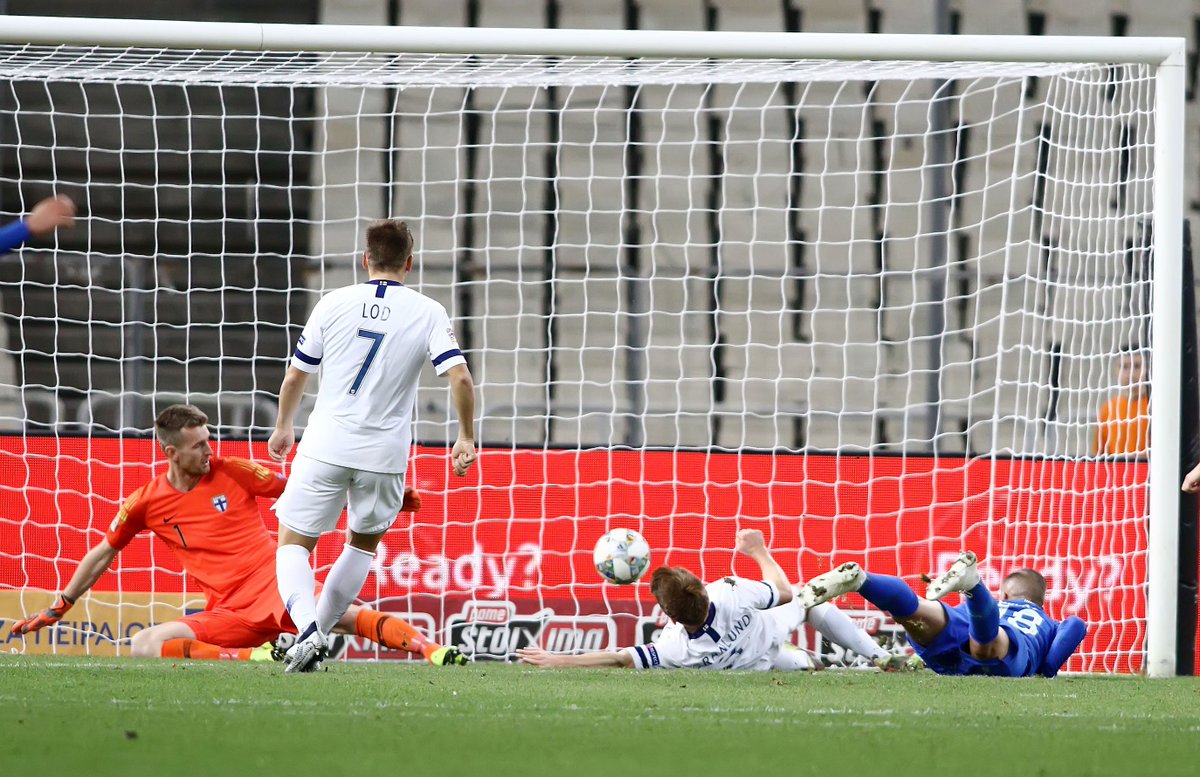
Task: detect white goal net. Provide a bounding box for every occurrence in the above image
[0,35,1177,673]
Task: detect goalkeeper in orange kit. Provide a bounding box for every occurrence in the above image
[10,404,464,667]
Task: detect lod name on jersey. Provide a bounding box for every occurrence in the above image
[361,303,390,320]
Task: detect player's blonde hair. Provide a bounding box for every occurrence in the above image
[1002,568,1047,606]
[650,566,709,627]
[365,219,414,272]
[154,404,209,449]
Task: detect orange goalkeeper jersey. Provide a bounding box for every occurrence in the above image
[105,457,286,611]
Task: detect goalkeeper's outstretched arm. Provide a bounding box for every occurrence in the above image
[9,539,119,636]
[517,646,634,668]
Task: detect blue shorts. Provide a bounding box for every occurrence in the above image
[912,602,1040,677]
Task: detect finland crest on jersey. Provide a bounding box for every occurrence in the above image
[290,279,467,474]
[211,495,228,513]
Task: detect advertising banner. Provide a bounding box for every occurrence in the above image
[0,436,1153,671]
[0,591,202,656]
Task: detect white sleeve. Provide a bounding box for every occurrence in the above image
[622,646,652,669]
[727,576,781,610]
[290,297,327,374]
[623,637,684,670]
[428,304,467,375]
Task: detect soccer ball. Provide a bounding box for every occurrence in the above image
[593,528,651,585]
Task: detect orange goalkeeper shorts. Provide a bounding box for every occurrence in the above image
[178,568,324,648]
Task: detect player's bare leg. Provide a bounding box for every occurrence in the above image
[132,620,279,662]
[926,550,1009,661]
[890,599,950,647]
[130,620,196,658]
[335,605,466,666]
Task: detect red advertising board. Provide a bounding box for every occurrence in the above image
[0,435,1151,672]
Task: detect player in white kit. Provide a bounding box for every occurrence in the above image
[269,220,477,672]
[518,529,911,671]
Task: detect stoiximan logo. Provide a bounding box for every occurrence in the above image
[445,601,616,660]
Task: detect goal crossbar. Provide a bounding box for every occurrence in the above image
[0,15,1184,65]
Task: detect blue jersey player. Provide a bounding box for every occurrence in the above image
[0,194,75,255]
[798,551,1088,677]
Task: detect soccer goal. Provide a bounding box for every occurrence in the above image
[0,17,1186,675]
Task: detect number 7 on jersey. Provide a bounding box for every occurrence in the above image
[349,329,386,395]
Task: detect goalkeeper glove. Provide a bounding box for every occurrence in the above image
[401,487,421,513]
[9,593,75,636]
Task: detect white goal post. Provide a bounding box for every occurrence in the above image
[0,16,1186,676]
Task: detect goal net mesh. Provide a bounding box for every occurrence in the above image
[0,46,1155,671]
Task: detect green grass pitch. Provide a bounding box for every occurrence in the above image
[2,656,1198,777]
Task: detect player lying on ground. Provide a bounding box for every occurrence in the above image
[0,194,76,254]
[796,552,1087,677]
[518,529,915,671]
[9,404,464,666]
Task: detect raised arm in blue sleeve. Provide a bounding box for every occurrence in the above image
[0,219,32,255]
[1038,616,1088,678]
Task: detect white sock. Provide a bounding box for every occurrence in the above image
[807,602,888,661]
[276,544,318,634]
[769,643,814,671]
[315,544,375,635]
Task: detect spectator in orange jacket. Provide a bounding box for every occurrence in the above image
[1095,347,1149,456]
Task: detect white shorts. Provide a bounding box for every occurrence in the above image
[762,600,811,671]
[762,598,807,641]
[273,453,407,537]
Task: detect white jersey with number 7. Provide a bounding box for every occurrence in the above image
[289,279,466,474]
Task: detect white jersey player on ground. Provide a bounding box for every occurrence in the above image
[269,219,477,672]
[519,529,919,672]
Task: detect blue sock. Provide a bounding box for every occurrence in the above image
[858,573,920,618]
[965,581,1000,644]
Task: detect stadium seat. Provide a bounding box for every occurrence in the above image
[77,391,277,438]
